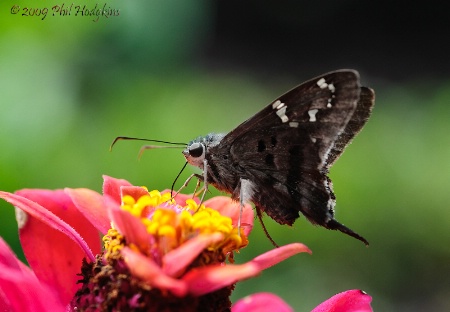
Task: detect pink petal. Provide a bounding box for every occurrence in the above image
[311,290,373,312]
[121,247,187,297]
[65,188,111,234]
[0,238,22,271]
[183,262,260,296]
[203,196,254,235]
[232,292,293,312]
[0,191,95,305]
[0,262,65,311]
[250,243,311,271]
[0,238,65,311]
[0,238,38,279]
[14,189,101,256]
[0,293,11,312]
[121,186,150,201]
[107,198,151,252]
[102,175,132,203]
[162,233,224,277]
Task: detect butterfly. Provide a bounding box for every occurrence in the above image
[182,70,374,246]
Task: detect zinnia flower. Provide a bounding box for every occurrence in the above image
[233,290,373,312]
[0,175,321,311]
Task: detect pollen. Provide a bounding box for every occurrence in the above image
[103,228,125,258]
[118,189,247,255]
[121,190,174,218]
[184,198,200,212]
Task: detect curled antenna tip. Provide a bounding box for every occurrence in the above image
[109,137,123,152]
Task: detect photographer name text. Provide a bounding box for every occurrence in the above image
[10,3,120,22]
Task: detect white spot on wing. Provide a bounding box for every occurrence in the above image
[272,100,281,109]
[317,78,336,108]
[311,137,317,143]
[276,106,286,116]
[276,106,289,123]
[317,78,327,89]
[308,109,319,122]
[289,121,299,128]
[328,83,335,93]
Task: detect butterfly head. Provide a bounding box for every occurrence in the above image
[183,133,225,169]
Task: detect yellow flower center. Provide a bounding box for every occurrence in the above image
[118,190,245,254]
[121,190,173,218]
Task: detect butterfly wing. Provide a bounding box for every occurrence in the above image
[325,86,375,167]
[209,70,370,244]
[222,70,361,170]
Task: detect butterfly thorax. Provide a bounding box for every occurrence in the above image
[183,133,244,196]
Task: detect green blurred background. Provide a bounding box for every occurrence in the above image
[1,1,449,311]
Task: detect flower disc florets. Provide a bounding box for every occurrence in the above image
[73,188,249,311]
[111,190,246,257]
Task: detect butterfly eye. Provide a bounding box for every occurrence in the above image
[189,143,204,158]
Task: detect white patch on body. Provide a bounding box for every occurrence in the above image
[289,121,299,128]
[208,133,225,147]
[240,179,255,203]
[308,109,319,122]
[311,137,317,143]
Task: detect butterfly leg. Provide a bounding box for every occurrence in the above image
[238,181,244,236]
[192,178,204,198]
[173,159,210,208]
[199,159,209,203]
[173,173,203,201]
[255,207,280,248]
[238,179,255,240]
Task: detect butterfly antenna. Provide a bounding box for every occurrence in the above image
[138,145,183,160]
[256,207,280,248]
[110,136,186,152]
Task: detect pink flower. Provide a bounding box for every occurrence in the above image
[0,188,101,310]
[311,289,373,312]
[232,290,373,312]
[0,176,312,311]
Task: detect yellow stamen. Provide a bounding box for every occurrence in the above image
[117,188,247,256]
[122,195,135,206]
[103,228,125,258]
